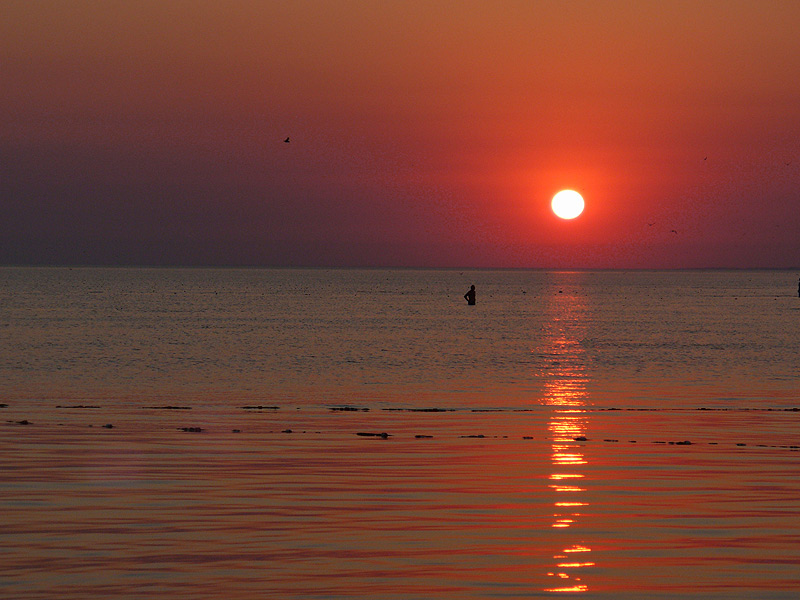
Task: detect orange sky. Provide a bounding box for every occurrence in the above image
[3,0,800,267]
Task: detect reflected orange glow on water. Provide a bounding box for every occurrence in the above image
[551,452,587,466]
[539,281,594,593]
[544,584,589,593]
[549,485,585,493]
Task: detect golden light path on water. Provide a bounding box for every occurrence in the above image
[539,278,595,593]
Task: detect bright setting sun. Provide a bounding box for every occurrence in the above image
[551,190,585,220]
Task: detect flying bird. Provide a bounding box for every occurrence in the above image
[670,229,678,234]
[284,137,290,143]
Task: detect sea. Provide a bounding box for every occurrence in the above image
[1,267,799,599]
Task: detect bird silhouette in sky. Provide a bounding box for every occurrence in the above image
[284,137,290,143]
[670,229,678,234]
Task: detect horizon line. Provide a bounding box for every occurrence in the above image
[2,263,799,272]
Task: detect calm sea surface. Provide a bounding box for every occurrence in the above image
[1,267,799,598]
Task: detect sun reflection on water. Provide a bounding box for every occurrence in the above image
[538,281,594,593]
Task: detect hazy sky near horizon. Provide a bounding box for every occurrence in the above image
[3,0,800,268]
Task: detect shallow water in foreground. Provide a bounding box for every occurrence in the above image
[2,268,799,598]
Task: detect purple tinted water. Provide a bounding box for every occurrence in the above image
[1,268,799,598]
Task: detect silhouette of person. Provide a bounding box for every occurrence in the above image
[797,277,799,298]
[464,284,476,305]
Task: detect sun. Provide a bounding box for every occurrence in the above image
[551,190,584,220]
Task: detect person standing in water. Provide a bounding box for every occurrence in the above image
[464,284,476,305]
